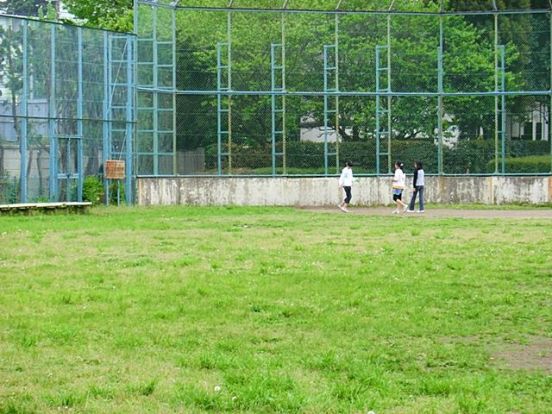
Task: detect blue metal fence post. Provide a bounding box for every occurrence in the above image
[271,45,275,176]
[374,9,393,176]
[282,14,287,174]
[77,27,84,202]
[227,12,233,174]
[172,6,177,175]
[323,45,330,175]
[323,44,338,176]
[322,14,340,177]
[152,5,159,176]
[375,46,381,175]
[215,12,234,176]
[494,10,499,174]
[217,44,224,176]
[134,1,140,186]
[271,42,285,176]
[270,44,277,176]
[386,12,392,175]
[126,34,135,204]
[437,10,444,175]
[499,45,506,174]
[20,20,29,203]
[375,45,391,175]
[334,13,340,174]
[103,32,111,204]
[216,42,231,176]
[48,25,58,201]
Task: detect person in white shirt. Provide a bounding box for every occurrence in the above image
[338,161,353,213]
[391,161,408,214]
[407,160,425,213]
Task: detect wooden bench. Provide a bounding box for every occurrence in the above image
[0,202,92,215]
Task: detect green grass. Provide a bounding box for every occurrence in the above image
[0,206,551,413]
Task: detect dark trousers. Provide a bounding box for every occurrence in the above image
[343,186,352,204]
[408,186,425,211]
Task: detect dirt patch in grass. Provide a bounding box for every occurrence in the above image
[439,335,482,345]
[303,207,552,219]
[492,338,552,372]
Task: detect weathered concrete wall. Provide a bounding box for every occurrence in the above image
[137,176,552,206]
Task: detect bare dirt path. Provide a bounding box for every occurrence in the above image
[302,207,552,219]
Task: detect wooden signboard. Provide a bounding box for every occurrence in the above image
[104,160,126,180]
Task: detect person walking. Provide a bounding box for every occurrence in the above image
[391,161,408,214]
[407,160,425,213]
[338,161,354,213]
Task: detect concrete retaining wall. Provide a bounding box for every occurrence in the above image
[137,176,552,206]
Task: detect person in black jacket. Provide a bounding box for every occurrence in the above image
[407,161,425,213]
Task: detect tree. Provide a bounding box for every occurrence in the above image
[172,0,528,153]
[62,0,133,32]
[446,0,548,128]
[0,0,49,17]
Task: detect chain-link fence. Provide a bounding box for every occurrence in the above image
[2,3,549,203]
[0,15,134,204]
[136,0,552,178]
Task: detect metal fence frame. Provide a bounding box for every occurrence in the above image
[0,14,135,204]
[135,0,552,177]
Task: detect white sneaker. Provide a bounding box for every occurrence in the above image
[392,209,399,214]
[416,210,425,213]
[403,205,409,212]
[406,209,415,213]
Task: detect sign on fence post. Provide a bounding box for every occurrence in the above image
[105,160,126,180]
[104,160,125,205]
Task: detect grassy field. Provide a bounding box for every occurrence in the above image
[1,206,551,413]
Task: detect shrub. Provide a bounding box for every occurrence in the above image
[0,171,18,204]
[203,139,551,175]
[443,139,495,174]
[508,140,550,157]
[204,144,271,171]
[487,155,552,174]
[109,180,126,204]
[83,176,104,205]
[286,140,438,173]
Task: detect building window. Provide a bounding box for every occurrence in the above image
[536,122,543,140]
[522,122,532,140]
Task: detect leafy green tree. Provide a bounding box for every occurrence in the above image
[447,0,549,131]
[172,0,529,151]
[0,0,49,17]
[62,0,133,32]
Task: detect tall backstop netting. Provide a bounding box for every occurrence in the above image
[0,15,134,204]
[135,0,552,178]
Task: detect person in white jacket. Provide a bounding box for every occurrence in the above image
[391,161,408,214]
[338,161,353,213]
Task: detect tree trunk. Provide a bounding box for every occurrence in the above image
[37,147,44,196]
[26,148,33,197]
[7,45,22,201]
